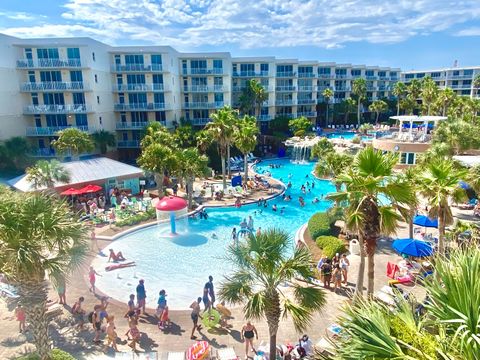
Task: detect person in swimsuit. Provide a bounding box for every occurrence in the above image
[92,304,103,343]
[72,296,86,329]
[205,275,215,307]
[103,315,118,352]
[202,286,211,313]
[332,264,343,293]
[15,304,26,333]
[108,249,126,262]
[340,254,350,284]
[241,321,258,359]
[126,314,140,351]
[190,297,203,339]
[88,266,101,294]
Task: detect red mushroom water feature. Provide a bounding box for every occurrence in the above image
[155,196,188,234]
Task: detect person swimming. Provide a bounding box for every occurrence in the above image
[312,197,319,204]
[272,204,277,212]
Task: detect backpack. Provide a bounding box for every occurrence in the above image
[87,311,94,323]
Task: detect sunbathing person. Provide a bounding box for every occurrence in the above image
[105,262,136,272]
[108,249,126,262]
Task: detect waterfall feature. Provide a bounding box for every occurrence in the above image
[291,144,312,163]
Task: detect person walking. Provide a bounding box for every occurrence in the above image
[103,315,119,353]
[340,254,350,284]
[136,280,146,315]
[126,312,140,351]
[156,289,167,320]
[321,259,332,289]
[72,296,86,329]
[57,276,66,305]
[88,266,101,294]
[92,304,103,344]
[241,321,258,359]
[332,264,342,293]
[190,297,203,339]
[15,304,26,333]
[205,275,215,307]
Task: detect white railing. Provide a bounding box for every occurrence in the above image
[17,58,82,68]
[117,140,141,148]
[23,104,92,114]
[26,125,94,136]
[232,71,269,77]
[275,99,296,106]
[20,82,88,92]
[113,83,165,91]
[115,122,149,129]
[276,72,296,77]
[191,118,211,126]
[112,64,163,72]
[113,103,166,111]
[183,101,224,109]
[182,68,224,75]
[275,86,296,91]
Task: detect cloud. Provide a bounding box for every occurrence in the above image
[0,11,45,21]
[1,0,480,49]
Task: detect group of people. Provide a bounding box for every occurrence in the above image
[317,253,350,293]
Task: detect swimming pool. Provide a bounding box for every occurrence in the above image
[326,132,373,141]
[93,159,336,309]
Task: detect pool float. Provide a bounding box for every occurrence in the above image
[187,341,210,360]
[201,309,221,329]
[105,262,136,272]
[216,303,231,318]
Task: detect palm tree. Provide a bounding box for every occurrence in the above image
[91,130,116,154]
[310,137,334,159]
[205,106,237,191]
[420,77,439,115]
[472,73,480,99]
[436,87,456,116]
[195,129,213,154]
[392,82,407,116]
[340,98,357,126]
[26,160,70,190]
[405,79,421,114]
[51,128,94,159]
[417,158,468,254]
[239,79,268,118]
[0,188,88,360]
[234,115,259,182]
[315,152,353,192]
[3,136,31,169]
[219,229,326,360]
[176,148,209,209]
[352,78,367,127]
[327,147,415,296]
[322,88,334,127]
[368,99,388,125]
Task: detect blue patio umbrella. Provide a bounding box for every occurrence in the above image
[392,238,433,257]
[413,215,438,228]
[459,181,471,190]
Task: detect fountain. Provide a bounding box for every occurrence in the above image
[287,137,319,163]
[155,196,188,234]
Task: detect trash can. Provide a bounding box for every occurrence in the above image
[349,239,360,255]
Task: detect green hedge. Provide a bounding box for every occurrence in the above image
[16,349,75,360]
[316,236,346,258]
[115,208,156,227]
[308,212,332,239]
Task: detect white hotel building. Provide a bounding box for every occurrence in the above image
[0,33,477,160]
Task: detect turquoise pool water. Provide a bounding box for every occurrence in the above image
[326,132,373,141]
[93,159,336,309]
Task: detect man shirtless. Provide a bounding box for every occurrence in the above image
[108,249,126,262]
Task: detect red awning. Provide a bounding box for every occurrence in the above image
[155,196,188,211]
[78,184,103,194]
[60,188,82,196]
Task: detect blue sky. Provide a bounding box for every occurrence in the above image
[0,0,479,69]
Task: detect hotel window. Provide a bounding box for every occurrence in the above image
[155,111,166,122]
[122,132,128,141]
[28,71,35,82]
[213,59,223,69]
[125,55,144,65]
[390,72,398,78]
[240,64,254,73]
[72,93,85,105]
[232,64,237,73]
[120,112,127,122]
[128,93,147,104]
[92,52,95,61]
[400,152,416,165]
[94,74,98,83]
[46,114,67,127]
[453,70,460,76]
[70,71,83,82]
[191,60,207,71]
[464,69,473,75]
[114,55,121,65]
[37,48,59,59]
[35,115,41,127]
[405,74,414,79]
[25,48,33,59]
[97,96,100,104]
[318,67,331,75]
[116,74,123,85]
[43,93,65,105]
[462,90,470,95]
[260,63,269,72]
[67,48,80,59]
[75,114,88,126]
[214,77,223,86]
[151,55,162,65]
[365,70,374,76]
[127,74,146,84]
[131,112,148,122]
[214,93,224,103]
[378,71,386,77]
[431,72,441,78]
[40,71,62,82]
[153,74,163,84]
[154,93,165,104]
[463,80,472,85]
[351,69,361,77]
[31,93,39,105]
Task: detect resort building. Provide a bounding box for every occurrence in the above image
[402,66,480,97]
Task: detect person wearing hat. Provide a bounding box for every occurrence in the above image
[136,279,147,315]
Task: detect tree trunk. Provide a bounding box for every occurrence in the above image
[155,171,165,197]
[397,101,400,116]
[357,101,361,127]
[244,153,249,183]
[221,154,227,191]
[325,101,329,128]
[375,112,379,125]
[367,246,375,295]
[353,233,365,304]
[265,291,280,360]
[17,278,51,360]
[409,218,414,239]
[187,177,194,209]
[438,205,446,254]
[227,146,231,178]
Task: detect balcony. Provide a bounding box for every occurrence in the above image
[183,85,226,92]
[318,74,333,79]
[23,104,92,114]
[275,99,296,106]
[232,71,269,77]
[191,118,211,126]
[334,87,351,92]
[297,99,316,105]
[449,74,473,80]
[450,84,471,89]
[378,86,389,91]
[182,68,224,75]
[29,148,94,158]
[26,125,95,136]
[297,111,317,117]
[367,87,378,91]
[20,82,89,92]
[378,76,390,81]
[275,85,296,92]
[298,73,316,78]
[114,103,167,111]
[112,64,163,72]
[116,122,149,130]
[276,113,298,119]
[335,74,349,79]
[113,83,166,92]
[183,101,224,109]
[276,72,296,77]
[298,86,314,92]
[17,58,82,69]
[366,76,378,80]
[117,140,141,148]
[257,114,273,121]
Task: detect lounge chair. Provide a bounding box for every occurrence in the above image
[216,348,237,360]
[168,352,185,360]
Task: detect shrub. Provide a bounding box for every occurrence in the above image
[316,236,346,258]
[308,212,331,239]
[351,135,361,144]
[294,129,306,138]
[16,349,75,360]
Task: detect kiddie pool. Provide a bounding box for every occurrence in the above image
[92,158,336,309]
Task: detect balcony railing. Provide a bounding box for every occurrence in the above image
[23,104,92,114]
[257,115,273,121]
[29,148,94,158]
[335,74,349,79]
[183,101,224,109]
[449,74,473,79]
[117,140,141,148]
[318,74,333,79]
[298,72,316,78]
[20,81,89,92]
[17,58,82,68]
[275,86,296,92]
[232,71,269,77]
[367,87,378,91]
[298,86,314,92]
[276,72,296,77]
[112,64,163,72]
[116,122,149,130]
[275,99,296,106]
[26,125,94,136]
[183,85,226,92]
[182,68,224,75]
[113,83,166,92]
[334,87,351,91]
[297,99,316,105]
[114,103,167,111]
[378,76,389,81]
[450,84,471,89]
[390,77,399,81]
[191,118,211,126]
[297,111,317,117]
[366,76,378,80]
[277,113,298,119]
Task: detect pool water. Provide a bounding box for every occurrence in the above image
[326,132,373,141]
[93,159,336,309]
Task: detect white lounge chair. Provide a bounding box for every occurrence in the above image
[217,347,237,360]
[167,351,185,360]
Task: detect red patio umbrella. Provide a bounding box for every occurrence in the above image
[60,188,81,196]
[78,184,103,194]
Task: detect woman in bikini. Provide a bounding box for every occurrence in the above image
[126,313,140,351]
[103,315,118,353]
[241,321,258,359]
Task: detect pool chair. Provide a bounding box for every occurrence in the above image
[386,262,399,279]
[168,351,185,360]
[216,347,237,360]
[0,282,19,300]
[388,273,414,286]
